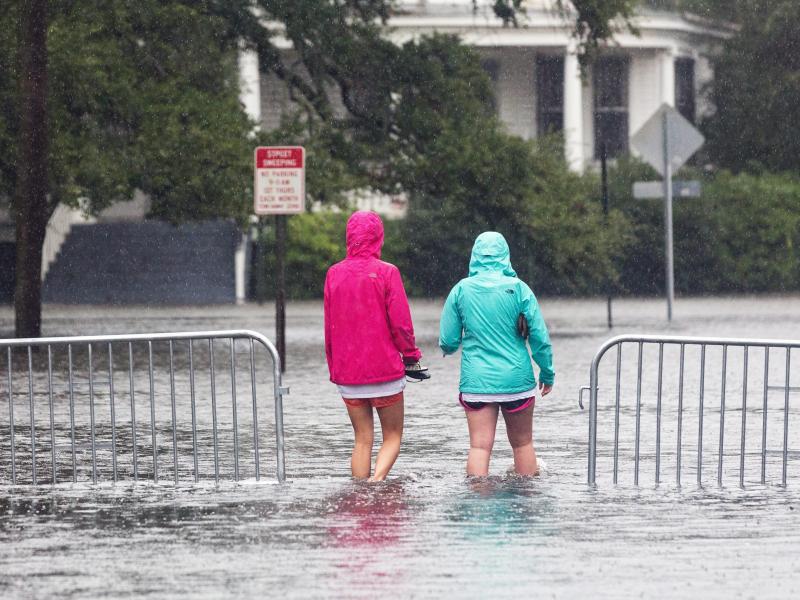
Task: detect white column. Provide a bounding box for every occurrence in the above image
[563,46,585,172]
[237,46,260,304]
[238,46,262,127]
[234,233,247,305]
[233,48,261,304]
[660,48,676,107]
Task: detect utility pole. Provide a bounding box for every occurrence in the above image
[275,214,287,372]
[601,142,613,329]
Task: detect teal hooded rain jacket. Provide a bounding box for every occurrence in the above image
[439,232,555,395]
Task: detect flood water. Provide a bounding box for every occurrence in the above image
[1,296,800,599]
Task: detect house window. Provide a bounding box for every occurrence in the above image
[594,56,629,159]
[536,55,564,135]
[675,58,696,123]
[480,59,500,112]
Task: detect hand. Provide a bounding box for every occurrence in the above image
[539,382,553,397]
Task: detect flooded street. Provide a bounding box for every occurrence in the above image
[1,296,800,598]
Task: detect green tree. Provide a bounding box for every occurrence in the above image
[1,0,640,337]
[673,0,743,21]
[488,1,640,67]
[1,0,254,337]
[702,1,800,173]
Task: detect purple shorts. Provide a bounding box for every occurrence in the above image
[459,393,535,414]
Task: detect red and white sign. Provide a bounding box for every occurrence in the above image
[254,146,305,215]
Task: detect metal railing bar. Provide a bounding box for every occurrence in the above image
[583,334,800,356]
[148,341,157,483]
[761,348,769,485]
[88,344,97,484]
[108,343,117,483]
[676,343,685,486]
[718,345,728,486]
[655,342,664,484]
[210,339,219,484]
[230,338,240,482]
[587,376,597,484]
[0,330,289,348]
[47,346,55,485]
[0,329,287,485]
[189,340,198,483]
[232,330,286,481]
[698,344,706,486]
[169,341,178,485]
[585,334,799,488]
[613,344,622,484]
[634,342,644,486]
[249,338,260,481]
[68,344,76,483]
[740,347,748,487]
[7,347,15,484]
[28,346,36,485]
[782,348,791,487]
[128,342,137,481]
[271,340,286,484]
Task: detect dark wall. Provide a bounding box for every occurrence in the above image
[43,220,239,305]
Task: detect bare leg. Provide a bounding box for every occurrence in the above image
[502,403,538,476]
[346,402,374,479]
[371,399,404,481]
[465,404,499,476]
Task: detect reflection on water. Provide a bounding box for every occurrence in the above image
[327,481,409,549]
[1,298,800,598]
[325,480,410,587]
[446,477,557,542]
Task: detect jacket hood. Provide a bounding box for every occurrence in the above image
[346,210,384,259]
[469,231,517,277]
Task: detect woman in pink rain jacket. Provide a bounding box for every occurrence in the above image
[324,211,424,481]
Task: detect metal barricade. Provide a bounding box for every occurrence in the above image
[0,330,287,485]
[581,334,799,487]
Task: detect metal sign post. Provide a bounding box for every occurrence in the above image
[275,214,287,372]
[662,111,675,321]
[631,104,704,322]
[254,146,306,372]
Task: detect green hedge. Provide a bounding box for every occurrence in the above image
[610,162,800,295]
[255,211,406,300]
[254,168,800,300]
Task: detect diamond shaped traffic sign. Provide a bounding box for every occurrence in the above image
[631,104,704,177]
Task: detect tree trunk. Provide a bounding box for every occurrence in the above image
[13,0,49,339]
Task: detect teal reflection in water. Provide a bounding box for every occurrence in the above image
[445,476,558,542]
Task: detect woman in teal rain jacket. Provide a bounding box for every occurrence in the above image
[439,232,554,476]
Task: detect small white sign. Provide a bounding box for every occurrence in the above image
[254,146,305,215]
[633,180,702,199]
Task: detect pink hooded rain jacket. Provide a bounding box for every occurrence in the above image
[324,211,421,385]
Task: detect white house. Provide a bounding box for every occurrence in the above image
[246,0,728,176]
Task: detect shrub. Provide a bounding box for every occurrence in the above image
[256,210,408,300]
[610,160,800,295]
